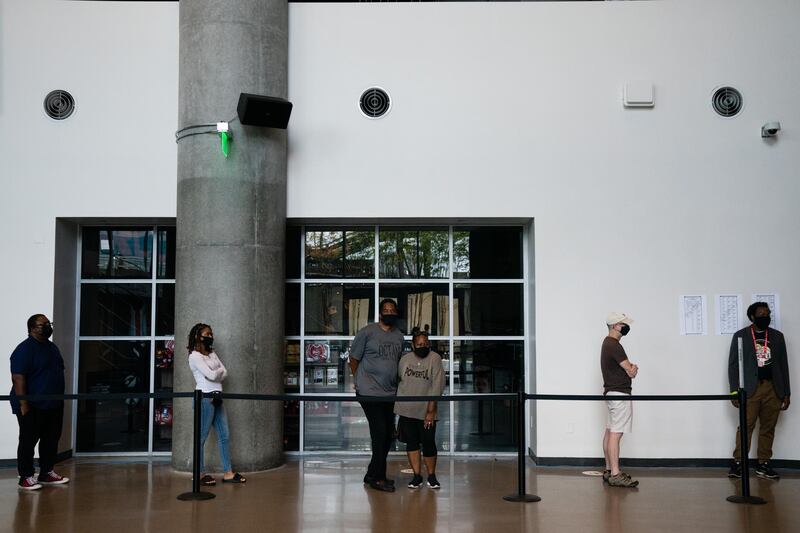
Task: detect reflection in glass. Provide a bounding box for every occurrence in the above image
[157,227,176,279]
[379,284,449,336]
[286,225,302,279]
[155,283,175,336]
[453,400,515,452]
[82,228,153,279]
[379,229,448,278]
[451,340,523,394]
[304,340,351,393]
[80,284,152,336]
[304,284,373,335]
[451,339,521,452]
[305,229,374,278]
[153,339,175,452]
[283,340,300,451]
[452,227,523,279]
[304,401,371,451]
[77,340,151,452]
[285,283,301,336]
[453,283,523,336]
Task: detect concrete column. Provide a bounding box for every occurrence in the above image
[173,0,287,472]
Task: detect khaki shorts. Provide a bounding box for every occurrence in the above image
[605,391,633,434]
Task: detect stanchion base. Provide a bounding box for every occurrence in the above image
[503,494,541,503]
[726,495,766,505]
[177,491,216,501]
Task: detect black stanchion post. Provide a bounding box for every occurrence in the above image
[178,389,215,501]
[503,391,540,503]
[727,336,766,505]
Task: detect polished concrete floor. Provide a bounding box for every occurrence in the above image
[1,457,798,533]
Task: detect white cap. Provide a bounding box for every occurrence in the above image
[606,312,634,326]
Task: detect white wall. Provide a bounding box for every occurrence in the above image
[0,0,179,457]
[286,0,800,460]
[1,0,798,462]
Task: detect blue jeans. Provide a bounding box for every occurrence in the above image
[198,397,232,473]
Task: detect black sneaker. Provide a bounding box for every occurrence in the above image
[427,474,441,489]
[408,474,424,489]
[727,461,742,479]
[364,475,394,486]
[368,479,396,492]
[755,462,779,480]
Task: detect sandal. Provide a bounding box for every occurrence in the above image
[200,474,216,486]
[223,472,246,484]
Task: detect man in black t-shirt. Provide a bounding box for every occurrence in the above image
[727,302,791,480]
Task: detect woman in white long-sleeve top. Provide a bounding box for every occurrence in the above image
[187,323,246,485]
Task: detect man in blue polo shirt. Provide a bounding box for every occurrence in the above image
[10,314,69,491]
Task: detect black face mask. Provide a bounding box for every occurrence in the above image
[200,336,214,351]
[39,324,53,339]
[619,324,630,336]
[753,316,771,330]
[381,314,399,327]
[414,347,430,358]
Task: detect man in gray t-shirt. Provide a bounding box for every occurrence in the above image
[348,298,404,492]
[350,324,404,396]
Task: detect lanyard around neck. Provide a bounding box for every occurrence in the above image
[750,325,768,353]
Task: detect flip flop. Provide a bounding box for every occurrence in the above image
[200,474,216,486]
[223,472,246,484]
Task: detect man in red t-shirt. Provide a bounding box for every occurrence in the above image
[601,312,639,488]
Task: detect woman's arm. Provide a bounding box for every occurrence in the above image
[189,354,224,381]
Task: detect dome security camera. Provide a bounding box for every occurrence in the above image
[761,122,781,138]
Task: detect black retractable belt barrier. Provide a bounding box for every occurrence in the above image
[177,389,215,501]
[726,388,766,505]
[503,391,540,502]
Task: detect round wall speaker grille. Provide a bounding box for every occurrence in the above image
[44,90,75,120]
[711,86,742,117]
[359,87,391,118]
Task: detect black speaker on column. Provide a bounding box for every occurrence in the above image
[236,93,293,129]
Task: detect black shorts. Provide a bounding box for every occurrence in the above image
[397,415,437,456]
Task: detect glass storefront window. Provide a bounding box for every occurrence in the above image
[305,229,374,278]
[285,283,301,336]
[283,340,301,451]
[157,227,176,279]
[80,284,152,336]
[153,340,175,452]
[451,340,522,452]
[453,283,524,336]
[155,283,175,336]
[288,225,526,453]
[76,340,151,452]
[82,228,153,279]
[379,228,449,278]
[304,283,374,335]
[304,340,351,394]
[379,284,449,336]
[452,226,523,279]
[77,225,175,455]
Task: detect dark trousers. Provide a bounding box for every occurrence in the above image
[359,397,395,480]
[733,379,782,462]
[16,407,64,478]
[398,416,437,457]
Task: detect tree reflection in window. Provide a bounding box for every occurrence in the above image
[305,229,374,278]
[379,229,448,278]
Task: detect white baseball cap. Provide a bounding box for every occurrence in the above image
[606,312,634,326]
